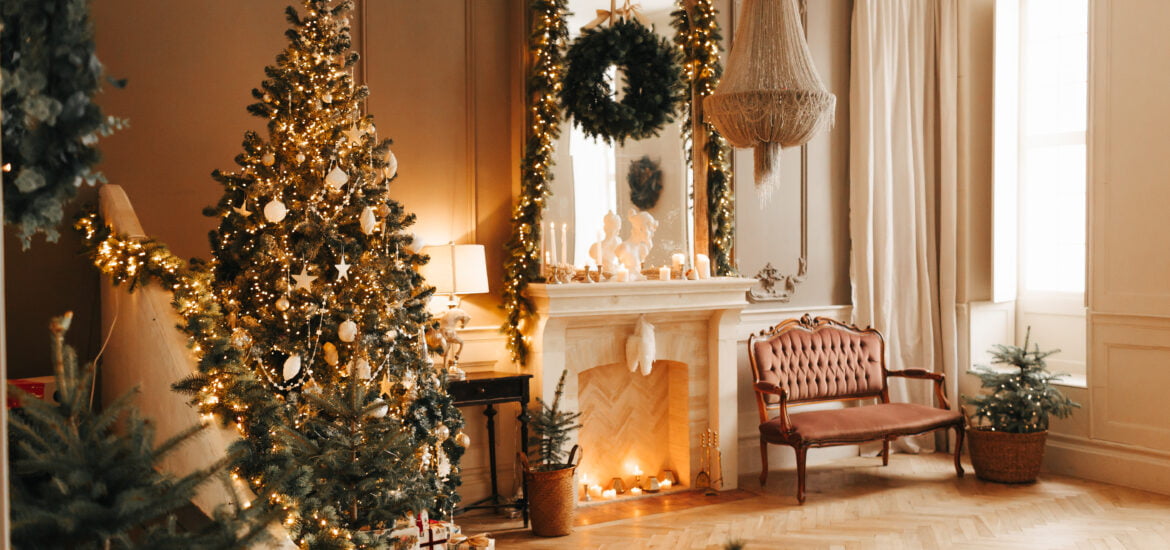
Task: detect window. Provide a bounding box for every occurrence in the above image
[994,0,1088,380]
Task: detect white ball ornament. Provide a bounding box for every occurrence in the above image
[355,358,372,380]
[384,328,399,341]
[435,423,450,442]
[275,296,291,311]
[325,166,349,189]
[323,92,333,103]
[370,399,388,418]
[264,199,288,223]
[383,149,398,179]
[261,152,275,166]
[296,153,306,164]
[338,319,358,343]
[282,354,302,381]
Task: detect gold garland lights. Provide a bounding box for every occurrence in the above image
[501,0,569,366]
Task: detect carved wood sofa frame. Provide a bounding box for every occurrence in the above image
[747,315,965,503]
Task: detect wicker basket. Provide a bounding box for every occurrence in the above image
[967,429,1048,483]
[520,445,580,537]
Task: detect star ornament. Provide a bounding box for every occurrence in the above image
[292,266,318,292]
[342,126,364,145]
[335,257,351,280]
[233,202,252,217]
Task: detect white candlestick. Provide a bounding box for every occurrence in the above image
[549,221,557,267]
[659,266,671,281]
[671,253,685,271]
[561,223,568,266]
[615,265,629,282]
[696,254,711,279]
[540,221,546,269]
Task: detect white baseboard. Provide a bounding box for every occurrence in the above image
[1044,432,1170,496]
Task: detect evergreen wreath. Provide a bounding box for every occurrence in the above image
[627,155,663,210]
[560,18,684,144]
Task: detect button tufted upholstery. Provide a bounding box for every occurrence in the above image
[747,315,965,504]
[752,326,884,403]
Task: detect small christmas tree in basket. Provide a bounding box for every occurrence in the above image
[520,370,582,537]
[963,327,1080,483]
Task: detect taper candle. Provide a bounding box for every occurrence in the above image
[549,221,557,266]
[561,223,568,266]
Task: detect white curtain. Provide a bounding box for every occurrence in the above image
[849,0,959,452]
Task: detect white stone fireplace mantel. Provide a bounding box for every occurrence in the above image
[524,277,754,490]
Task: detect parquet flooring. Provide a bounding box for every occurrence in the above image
[462,453,1170,549]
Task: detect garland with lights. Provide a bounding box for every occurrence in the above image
[672,0,736,276]
[501,0,569,366]
[76,1,468,547]
[560,18,684,145]
[1,0,126,247]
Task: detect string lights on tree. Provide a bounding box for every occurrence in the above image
[78,1,466,547]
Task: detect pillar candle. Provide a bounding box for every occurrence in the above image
[630,487,643,496]
[659,266,671,281]
[614,265,629,282]
[602,489,616,499]
[671,253,685,271]
[589,484,603,498]
[696,254,711,279]
[660,479,673,490]
[549,221,558,266]
[560,223,568,266]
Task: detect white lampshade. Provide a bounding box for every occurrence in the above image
[419,243,489,295]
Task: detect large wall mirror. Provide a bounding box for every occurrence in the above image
[543,0,694,270]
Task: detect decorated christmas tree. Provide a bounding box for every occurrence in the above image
[179,0,464,545]
[8,312,272,549]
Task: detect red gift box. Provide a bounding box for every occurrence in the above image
[8,377,53,409]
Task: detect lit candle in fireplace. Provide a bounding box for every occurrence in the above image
[602,489,617,499]
[630,486,643,496]
[589,484,603,498]
[661,479,673,490]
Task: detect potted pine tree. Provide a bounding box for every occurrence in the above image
[963,328,1080,483]
[520,370,582,537]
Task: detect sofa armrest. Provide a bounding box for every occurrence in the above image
[753,381,795,434]
[886,369,950,409]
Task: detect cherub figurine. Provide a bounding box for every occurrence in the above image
[616,208,658,279]
[589,210,623,272]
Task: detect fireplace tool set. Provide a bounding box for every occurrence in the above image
[694,429,724,495]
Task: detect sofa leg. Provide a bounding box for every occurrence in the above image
[953,425,966,477]
[882,438,890,466]
[759,436,769,486]
[795,445,808,504]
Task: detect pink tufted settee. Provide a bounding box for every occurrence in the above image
[747,315,965,503]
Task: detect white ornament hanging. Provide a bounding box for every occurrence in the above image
[261,152,276,166]
[291,266,317,292]
[296,153,306,164]
[435,423,450,442]
[360,206,378,235]
[334,257,351,280]
[264,199,288,223]
[384,149,398,179]
[325,166,349,189]
[231,328,252,349]
[355,358,372,380]
[370,399,388,418]
[342,127,364,145]
[275,295,291,311]
[323,342,339,366]
[323,92,334,103]
[282,354,302,381]
[437,448,451,479]
[232,202,252,218]
[338,319,358,343]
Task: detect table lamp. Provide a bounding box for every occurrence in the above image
[419,242,489,380]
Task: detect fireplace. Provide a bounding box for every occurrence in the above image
[524,278,754,498]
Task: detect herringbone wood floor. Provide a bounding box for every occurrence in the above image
[475,453,1170,549]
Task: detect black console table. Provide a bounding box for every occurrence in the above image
[448,371,532,527]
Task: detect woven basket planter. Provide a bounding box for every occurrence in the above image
[967,429,1048,483]
[520,446,580,537]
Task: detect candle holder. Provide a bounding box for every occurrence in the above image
[610,477,627,495]
[582,482,591,501]
[644,475,661,493]
[661,469,679,485]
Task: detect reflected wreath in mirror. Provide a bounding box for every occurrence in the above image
[627,155,663,210]
[560,18,684,144]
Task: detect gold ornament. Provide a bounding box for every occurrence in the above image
[434,423,450,442]
[231,328,252,349]
[275,295,291,311]
[454,432,470,447]
[261,152,275,166]
[296,153,306,163]
[323,342,339,366]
